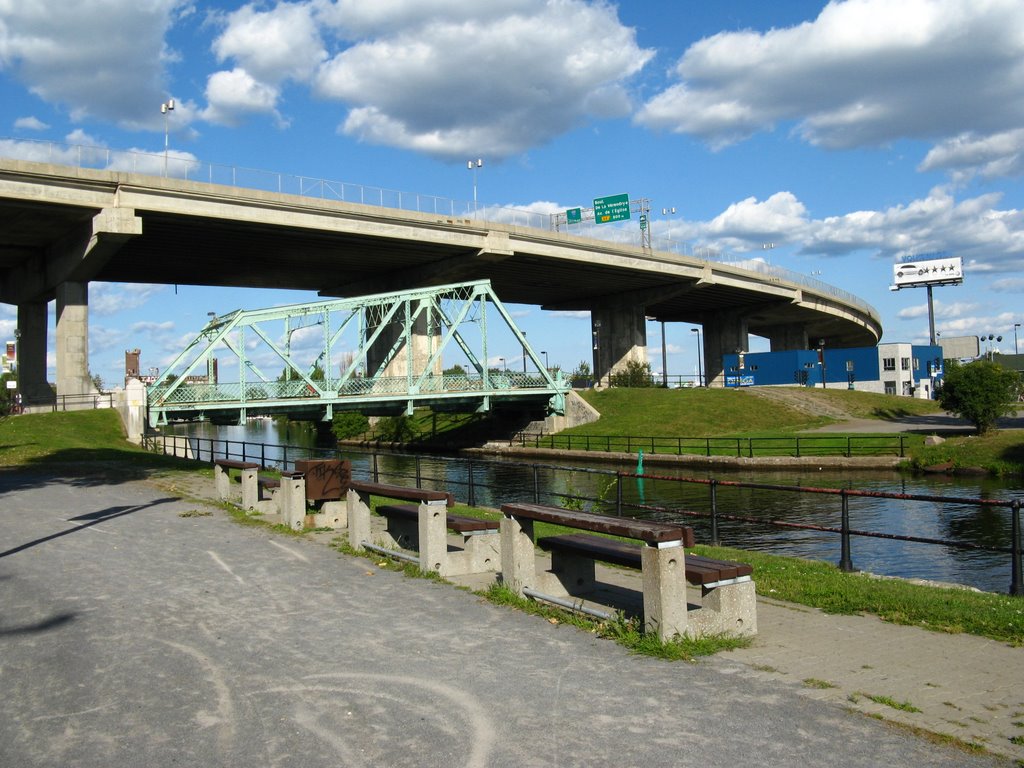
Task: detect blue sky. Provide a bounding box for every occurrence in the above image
[2,0,1023,387]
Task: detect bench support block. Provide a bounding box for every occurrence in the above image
[641,544,689,641]
[688,580,758,637]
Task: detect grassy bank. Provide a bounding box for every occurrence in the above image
[0,409,198,473]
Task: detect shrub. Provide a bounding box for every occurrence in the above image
[332,411,370,440]
[937,359,1022,434]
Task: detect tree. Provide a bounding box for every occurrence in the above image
[332,411,370,440]
[936,359,1023,435]
[610,359,654,388]
[570,360,592,388]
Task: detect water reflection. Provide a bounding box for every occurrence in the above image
[169,421,1023,594]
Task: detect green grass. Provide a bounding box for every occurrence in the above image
[855,692,922,713]
[909,429,1024,476]
[702,543,1024,645]
[573,387,833,436]
[0,409,203,474]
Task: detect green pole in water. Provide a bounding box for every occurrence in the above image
[637,449,645,504]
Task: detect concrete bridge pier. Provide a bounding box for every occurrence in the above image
[702,310,749,387]
[364,301,442,380]
[55,281,95,405]
[767,323,810,352]
[591,305,648,387]
[16,301,52,408]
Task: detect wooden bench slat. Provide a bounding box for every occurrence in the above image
[536,533,752,588]
[214,459,260,470]
[377,504,498,534]
[350,480,453,506]
[501,502,692,545]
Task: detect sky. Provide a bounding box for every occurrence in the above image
[2,0,1024,388]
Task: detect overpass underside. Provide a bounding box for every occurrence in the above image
[0,159,882,399]
[146,280,568,426]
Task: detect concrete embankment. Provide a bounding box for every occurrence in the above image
[470,443,905,471]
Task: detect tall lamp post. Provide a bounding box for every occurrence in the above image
[467,158,482,211]
[1015,323,1021,355]
[161,99,175,176]
[690,328,702,387]
[541,350,549,370]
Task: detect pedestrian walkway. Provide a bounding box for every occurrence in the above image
[0,468,1017,767]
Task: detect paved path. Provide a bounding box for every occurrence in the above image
[0,468,1019,767]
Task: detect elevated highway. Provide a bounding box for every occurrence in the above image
[0,154,881,405]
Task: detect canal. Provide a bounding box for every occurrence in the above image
[169,420,1024,595]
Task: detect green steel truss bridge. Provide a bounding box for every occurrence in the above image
[147,280,569,426]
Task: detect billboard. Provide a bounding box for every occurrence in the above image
[892,256,963,289]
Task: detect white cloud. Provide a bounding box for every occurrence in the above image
[202,68,284,127]
[919,129,1024,181]
[90,283,167,316]
[0,0,185,127]
[14,116,48,131]
[314,0,653,159]
[212,2,326,83]
[636,0,1024,156]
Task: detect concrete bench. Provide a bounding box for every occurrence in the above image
[500,502,755,640]
[537,533,756,637]
[213,459,260,507]
[376,503,500,576]
[348,481,496,576]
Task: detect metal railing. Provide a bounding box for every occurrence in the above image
[144,433,1022,595]
[512,432,909,458]
[1,136,878,319]
[19,392,115,412]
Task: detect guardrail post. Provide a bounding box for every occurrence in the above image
[467,460,476,507]
[846,436,852,458]
[839,490,855,572]
[1011,499,1023,597]
[615,473,623,516]
[533,465,540,503]
[415,455,422,489]
[710,479,720,547]
[372,452,379,483]
[796,437,801,458]
[900,436,906,457]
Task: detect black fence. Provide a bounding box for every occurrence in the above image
[144,433,1022,596]
[512,432,909,458]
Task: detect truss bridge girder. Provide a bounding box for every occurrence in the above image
[146,280,568,426]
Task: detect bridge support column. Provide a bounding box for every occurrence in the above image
[365,302,441,379]
[17,301,52,408]
[591,305,647,387]
[767,324,809,352]
[55,281,94,405]
[703,311,748,388]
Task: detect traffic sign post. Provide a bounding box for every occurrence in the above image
[594,193,630,224]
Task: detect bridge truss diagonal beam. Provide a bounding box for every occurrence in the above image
[146,279,569,426]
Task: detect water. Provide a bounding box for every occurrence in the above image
[168,420,1024,594]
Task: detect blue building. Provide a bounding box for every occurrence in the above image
[722,343,943,398]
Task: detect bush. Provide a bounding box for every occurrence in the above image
[610,359,654,388]
[332,411,370,440]
[375,415,418,442]
[936,359,1023,434]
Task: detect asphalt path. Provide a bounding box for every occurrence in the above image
[0,469,1008,767]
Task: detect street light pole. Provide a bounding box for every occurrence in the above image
[1015,323,1021,355]
[690,328,702,387]
[467,158,482,211]
[161,99,175,176]
[522,331,527,373]
[541,350,549,370]
[660,321,668,387]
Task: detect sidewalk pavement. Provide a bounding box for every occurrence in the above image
[0,467,1020,767]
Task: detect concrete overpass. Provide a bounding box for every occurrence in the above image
[0,155,881,405]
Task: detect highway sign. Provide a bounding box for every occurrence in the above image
[566,207,582,224]
[594,193,630,224]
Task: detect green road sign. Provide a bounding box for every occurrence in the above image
[566,207,582,224]
[594,193,630,224]
[639,214,648,230]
